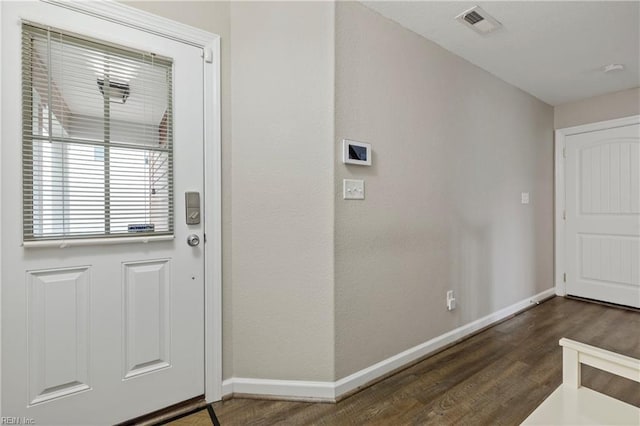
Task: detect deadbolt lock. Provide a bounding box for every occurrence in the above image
[185,192,201,225]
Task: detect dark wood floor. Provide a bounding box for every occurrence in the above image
[170,296,640,425]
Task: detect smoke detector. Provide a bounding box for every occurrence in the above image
[456,6,502,35]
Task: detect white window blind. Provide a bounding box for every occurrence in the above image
[22,23,174,242]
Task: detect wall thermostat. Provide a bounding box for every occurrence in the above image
[343,139,371,166]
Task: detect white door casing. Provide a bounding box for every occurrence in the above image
[0,1,222,423]
[556,117,640,308]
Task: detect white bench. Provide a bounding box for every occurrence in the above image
[522,338,640,425]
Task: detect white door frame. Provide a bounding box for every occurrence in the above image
[0,0,223,410]
[554,114,640,296]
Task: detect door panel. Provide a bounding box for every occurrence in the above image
[565,123,640,308]
[122,259,172,379]
[28,267,91,405]
[1,2,205,424]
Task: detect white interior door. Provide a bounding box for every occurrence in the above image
[1,2,205,424]
[565,123,640,308]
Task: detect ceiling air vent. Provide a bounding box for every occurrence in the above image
[456,6,502,35]
[463,11,484,25]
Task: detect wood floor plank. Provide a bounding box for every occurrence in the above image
[168,297,639,425]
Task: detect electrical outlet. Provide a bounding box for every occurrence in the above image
[447,298,456,311]
[446,290,456,311]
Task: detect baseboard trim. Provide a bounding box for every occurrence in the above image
[334,287,555,398]
[221,379,233,399]
[222,288,556,402]
[221,378,335,402]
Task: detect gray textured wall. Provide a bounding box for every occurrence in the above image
[334,2,555,379]
[229,1,336,381]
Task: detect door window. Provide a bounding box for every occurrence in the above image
[22,23,174,241]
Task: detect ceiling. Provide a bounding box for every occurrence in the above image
[361,1,640,106]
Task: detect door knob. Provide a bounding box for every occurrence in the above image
[187,234,200,247]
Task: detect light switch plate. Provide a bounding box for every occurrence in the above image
[343,179,365,200]
[521,192,530,204]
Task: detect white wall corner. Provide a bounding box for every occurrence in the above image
[223,288,556,402]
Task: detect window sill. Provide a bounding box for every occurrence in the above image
[22,235,174,248]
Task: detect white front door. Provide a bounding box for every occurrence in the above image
[565,123,640,308]
[1,2,206,424]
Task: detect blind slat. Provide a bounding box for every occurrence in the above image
[22,23,174,241]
